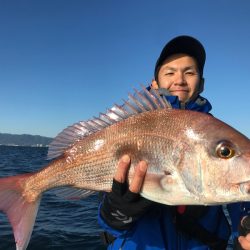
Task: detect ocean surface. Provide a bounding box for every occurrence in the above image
[0,145,106,250]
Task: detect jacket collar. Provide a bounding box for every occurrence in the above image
[149,87,212,114]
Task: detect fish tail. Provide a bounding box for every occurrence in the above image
[0,173,41,250]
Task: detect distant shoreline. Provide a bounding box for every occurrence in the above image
[0,144,49,147]
[0,133,53,147]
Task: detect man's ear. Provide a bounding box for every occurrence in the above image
[151,79,159,89]
[198,77,205,93]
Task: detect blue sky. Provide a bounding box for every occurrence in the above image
[0,0,250,138]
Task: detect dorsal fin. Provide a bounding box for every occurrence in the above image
[47,86,172,160]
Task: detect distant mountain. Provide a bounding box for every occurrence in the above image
[0,133,53,147]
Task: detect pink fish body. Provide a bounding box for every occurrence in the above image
[0,87,250,249]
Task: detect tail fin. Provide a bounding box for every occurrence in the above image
[0,174,41,250]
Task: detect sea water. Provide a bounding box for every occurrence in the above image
[0,145,106,250]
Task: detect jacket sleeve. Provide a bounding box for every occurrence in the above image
[97,201,129,238]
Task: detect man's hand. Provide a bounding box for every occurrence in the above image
[235,216,250,250]
[238,234,250,250]
[100,155,153,230]
[114,154,148,193]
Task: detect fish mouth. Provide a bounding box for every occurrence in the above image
[239,181,250,194]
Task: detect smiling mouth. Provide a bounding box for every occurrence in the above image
[171,89,188,93]
[170,89,188,94]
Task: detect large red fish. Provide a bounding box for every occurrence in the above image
[0,87,250,250]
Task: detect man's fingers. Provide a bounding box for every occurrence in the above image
[238,235,250,250]
[114,155,131,183]
[129,161,148,193]
[114,156,148,193]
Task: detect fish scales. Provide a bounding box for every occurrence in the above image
[22,109,182,202]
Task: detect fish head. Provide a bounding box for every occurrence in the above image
[141,110,250,205]
[176,111,250,204]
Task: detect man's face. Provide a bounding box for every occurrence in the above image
[157,54,203,103]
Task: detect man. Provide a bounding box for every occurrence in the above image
[98,35,250,249]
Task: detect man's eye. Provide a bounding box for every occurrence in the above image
[185,71,195,75]
[165,72,174,76]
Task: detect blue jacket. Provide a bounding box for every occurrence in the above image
[98,89,250,250]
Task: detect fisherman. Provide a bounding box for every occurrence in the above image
[98,35,250,249]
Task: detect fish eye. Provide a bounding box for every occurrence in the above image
[215,141,235,159]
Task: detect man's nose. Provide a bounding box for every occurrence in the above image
[174,72,186,85]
